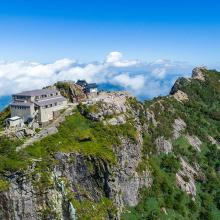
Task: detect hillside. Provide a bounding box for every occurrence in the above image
[0,67,220,220]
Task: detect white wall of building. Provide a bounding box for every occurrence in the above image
[38,100,67,123]
[7,118,24,128]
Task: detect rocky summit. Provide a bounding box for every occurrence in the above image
[0,67,220,219]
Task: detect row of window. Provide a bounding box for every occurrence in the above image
[36,93,59,100]
[42,102,60,109]
[12,105,30,110]
[12,101,62,110]
[13,96,30,100]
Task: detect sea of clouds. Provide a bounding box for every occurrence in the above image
[0,52,193,101]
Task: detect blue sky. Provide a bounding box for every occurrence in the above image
[0,0,220,64]
[0,0,220,107]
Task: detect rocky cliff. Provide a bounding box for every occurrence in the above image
[0,67,220,219]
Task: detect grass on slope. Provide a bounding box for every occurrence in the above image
[0,108,137,218]
[25,109,137,163]
[25,111,117,163]
[0,108,137,176]
[0,107,10,131]
[0,136,26,174]
[123,69,220,220]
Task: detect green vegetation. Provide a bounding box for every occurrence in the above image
[55,81,85,102]
[123,69,220,219]
[0,136,30,194]
[55,81,74,101]
[123,154,194,220]
[173,136,199,162]
[0,107,10,131]
[70,197,116,220]
[0,178,9,192]
[78,102,101,115]
[25,110,138,164]
[0,108,137,219]
[1,68,220,219]
[0,136,27,173]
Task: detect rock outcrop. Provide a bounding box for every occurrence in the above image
[173,90,189,102]
[192,67,206,81]
[170,67,206,101]
[172,118,186,139]
[109,138,152,216]
[79,92,132,122]
[170,77,189,95]
[1,67,220,219]
[0,135,152,220]
[155,137,172,154]
[186,135,202,152]
[105,115,126,126]
[0,170,70,220]
[207,135,220,148]
[55,81,87,102]
[176,158,199,198]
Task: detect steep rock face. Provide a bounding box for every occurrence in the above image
[186,135,202,152]
[0,136,151,220]
[109,138,152,216]
[0,174,38,220]
[54,153,108,203]
[146,110,157,126]
[1,67,220,219]
[0,171,69,220]
[170,77,190,95]
[176,158,199,198]
[172,118,186,139]
[52,129,152,218]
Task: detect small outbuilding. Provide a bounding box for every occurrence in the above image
[76,80,98,94]
[85,83,98,94]
[6,116,24,128]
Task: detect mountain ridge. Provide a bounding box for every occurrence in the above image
[0,67,220,219]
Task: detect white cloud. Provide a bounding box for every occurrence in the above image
[152,67,167,79]
[105,51,139,67]
[106,51,122,63]
[0,52,193,99]
[112,73,145,91]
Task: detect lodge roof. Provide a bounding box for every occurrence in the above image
[34,96,66,107]
[13,89,59,97]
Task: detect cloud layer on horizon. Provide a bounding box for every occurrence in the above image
[0,52,193,100]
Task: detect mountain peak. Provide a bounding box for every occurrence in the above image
[192,66,207,81]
